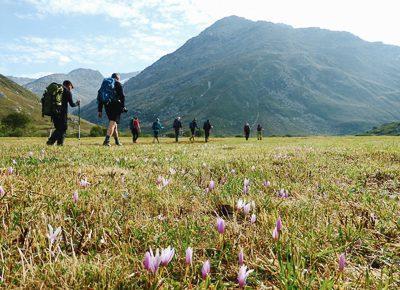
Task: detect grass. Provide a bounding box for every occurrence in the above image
[0,136,399,289]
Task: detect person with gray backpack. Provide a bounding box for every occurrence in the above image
[97,73,127,146]
[42,80,80,146]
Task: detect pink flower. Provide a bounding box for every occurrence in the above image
[237,265,253,288]
[143,249,162,274]
[156,176,170,190]
[263,180,270,187]
[272,227,279,241]
[0,186,5,197]
[338,253,346,272]
[72,191,79,204]
[276,216,282,232]
[160,246,175,266]
[216,217,225,234]
[243,179,250,187]
[278,189,289,198]
[243,203,251,215]
[47,224,61,246]
[209,180,215,190]
[236,199,245,210]
[250,214,256,224]
[79,179,90,188]
[243,185,249,194]
[238,249,244,265]
[7,167,13,174]
[201,260,210,280]
[185,247,193,265]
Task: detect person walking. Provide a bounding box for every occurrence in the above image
[203,119,213,143]
[173,117,183,142]
[130,116,141,143]
[152,118,163,143]
[46,80,80,146]
[244,123,251,140]
[97,73,127,146]
[257,124,264,140]
[189,118,199,142]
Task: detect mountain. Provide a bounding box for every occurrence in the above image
[1,74,51,134]
[6,76,36,86]
[362,122,400,136]
[0,74,95,136]
[80,16,400,135]
[24,68,104,106]
[120,71,140,84]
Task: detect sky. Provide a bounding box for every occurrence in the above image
[1,0,400,78]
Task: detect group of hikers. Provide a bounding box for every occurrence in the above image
[42,73,264,146]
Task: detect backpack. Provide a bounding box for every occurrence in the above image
[189,121,196,130]
[98,78,116,105]
[41,83,64,117]
[129,118,135,131]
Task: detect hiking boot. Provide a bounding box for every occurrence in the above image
[46,140,54,146]
[103,140,111,146]
[115,137,122,146]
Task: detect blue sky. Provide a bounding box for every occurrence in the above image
[1,0,400,78]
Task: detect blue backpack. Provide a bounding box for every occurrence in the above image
[98,78,116,104]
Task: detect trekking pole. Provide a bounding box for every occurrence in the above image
[78,102,81,141]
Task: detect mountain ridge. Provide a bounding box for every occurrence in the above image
[80,16,400,135]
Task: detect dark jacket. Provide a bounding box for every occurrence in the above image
[60,86,78,116]
[244,125,251,134]
[257,125,263,132]
[97,80,125,112]
[173,119,182,130]
[189,120,198,130]
[203,121,212,132]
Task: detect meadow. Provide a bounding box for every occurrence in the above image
[0,136,399,289]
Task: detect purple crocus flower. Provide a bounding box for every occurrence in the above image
[160,246,175,266]
[185,247,193,265]
[143,249,162,274]
[276,216,282,232]
[7,167,13,174]
[216,217,225,234]
[79,179,90,188]
[272,227,279,241]
[278,189,289,198]
[338,253,346,272]
[0,186,5,197]
[238,249,244,265]
[201,260,210,280]
[250,214,256,224]
[236,199,245,210]
[237,265,254,288]
[243,203,251,215]
[243,185,249,194]
[244,179,250,187]
[263,180,271,187]
[12,159,17,165]
[209,180,215,190]
[72,191,79,204]
[47,224,61,246]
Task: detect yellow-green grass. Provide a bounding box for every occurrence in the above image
[0,136,399,288]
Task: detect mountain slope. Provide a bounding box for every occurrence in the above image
[81,16,400,135]
[0,74,95,136]
[6,76,36,86]
[24,68,103,106]
[362,122,400,136]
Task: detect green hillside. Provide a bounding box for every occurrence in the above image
[0,74,95,136]
[80,16,400,135]
[362,122,400,136]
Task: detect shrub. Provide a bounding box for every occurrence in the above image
[90,126,107,137]
[1,112,31,131]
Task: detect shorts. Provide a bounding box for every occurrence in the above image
[105,102,122,123]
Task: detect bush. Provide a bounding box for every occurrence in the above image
[1,112,31,131]
[90,126,107,137]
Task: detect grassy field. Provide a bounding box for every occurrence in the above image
[0,136,399,289]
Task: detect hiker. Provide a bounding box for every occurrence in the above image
[45,80,80,146]
[244,123,251,140]
[152,118,163,143]
[173,117,183,142]
[97,73,127,146]
[189,118,199,142]
[257,124,264,140]
[203,119,213,143]
[130,116,141,143]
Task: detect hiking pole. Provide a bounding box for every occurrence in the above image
[78,102,81,141]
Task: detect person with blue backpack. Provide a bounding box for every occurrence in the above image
[97,73,127,146]
[152,118,163,143]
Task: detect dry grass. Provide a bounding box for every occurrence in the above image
[0,136,399,289]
